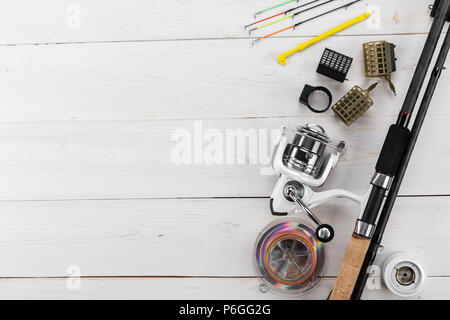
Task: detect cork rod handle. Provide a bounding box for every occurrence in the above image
[329,234,371,300]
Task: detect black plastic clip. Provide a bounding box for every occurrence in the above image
[299,84,333,113]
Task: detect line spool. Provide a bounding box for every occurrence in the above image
[254,219,326,295]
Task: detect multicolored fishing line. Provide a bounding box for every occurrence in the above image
[254,219,325,295]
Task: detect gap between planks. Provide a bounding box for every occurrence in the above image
[0,275,447,280]
[1,194,450,203]
[0,112,418,125]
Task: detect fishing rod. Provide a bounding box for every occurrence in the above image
[245,0,322,30]
[351,9,450,301]
[248,0,338,34]
[254,0,300,18]
[330,0,450,300]
[252,0,362,45]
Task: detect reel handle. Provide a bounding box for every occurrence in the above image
[287,187,334,243]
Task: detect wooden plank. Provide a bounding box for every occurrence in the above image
[0,277,447,300]
[1,34,449,122]
[0,197,447,277]
[0,0,435,45]
[0,0,446,301]
[1,114,449,200]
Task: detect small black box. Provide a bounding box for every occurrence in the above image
[316,48,353,83]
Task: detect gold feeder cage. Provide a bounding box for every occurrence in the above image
[332,83,378,126]
[363,41,397,95]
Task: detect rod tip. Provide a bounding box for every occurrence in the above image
[251,38,261,46]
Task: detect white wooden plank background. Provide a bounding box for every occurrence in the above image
[0,0,449,299]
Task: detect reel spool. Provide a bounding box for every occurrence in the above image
[254,219,326,296]
[282,124,343,179]
[382,253,427,298]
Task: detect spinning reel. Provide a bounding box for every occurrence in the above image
[270,124,365,242]
[255,124,367,295]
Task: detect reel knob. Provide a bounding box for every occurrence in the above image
[316,224,334,243]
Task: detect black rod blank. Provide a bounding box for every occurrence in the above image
[399,0,450,119]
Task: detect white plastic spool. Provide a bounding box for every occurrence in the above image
[382,252,427,298]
